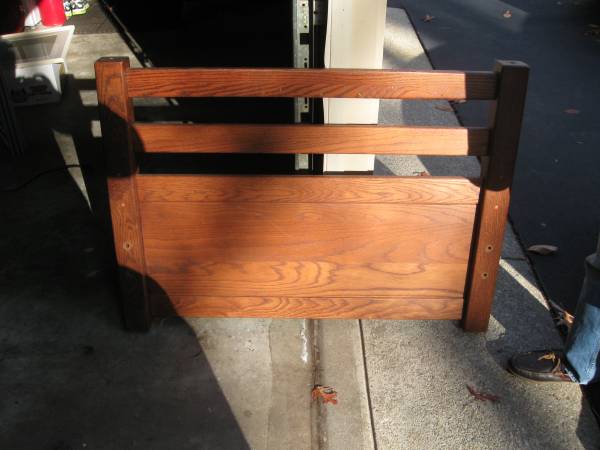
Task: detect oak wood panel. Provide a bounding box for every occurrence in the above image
[463,61,529,332]
[136,175,481,204]
[146,261,469,298]
[132,123,490,156]
[126,68,498,100]
[150,294,463,320]
[140,201,476,264]
[140,202,476,299]
[95,57,150,331]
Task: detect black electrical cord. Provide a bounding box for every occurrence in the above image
[0,164,85,192]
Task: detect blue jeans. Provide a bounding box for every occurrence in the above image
[564,250,600,385]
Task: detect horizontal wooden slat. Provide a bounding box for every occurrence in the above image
[133,123,489,156]
[141,202,476,264]
[140,201,476,298]
[150,295,463,320]
[146,261,469,298]
[126,68,497,100]
[137,175,481,204]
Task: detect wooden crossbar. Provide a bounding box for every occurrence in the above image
[126,67,498,100]
[132,123,490,156]
[136,176,481,204]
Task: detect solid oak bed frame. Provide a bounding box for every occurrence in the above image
[95,57,528,332]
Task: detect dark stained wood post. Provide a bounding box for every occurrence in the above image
[95,57,150,331]
[462,60,529,332]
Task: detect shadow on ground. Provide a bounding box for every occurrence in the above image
[0,39,249,449]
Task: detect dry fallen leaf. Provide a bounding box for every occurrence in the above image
[586,24,600,35]
[527,244,558,255]
[435,104,454,112]
[467,385,500,402]
[503,9,512,18]
[538,353,557,362]
[548,299,575,330]
[564,108,580,114]
[557,314,575,328]
[312,385,338,405]
[422,14,435,22]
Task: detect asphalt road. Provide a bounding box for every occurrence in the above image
[397,0,600,313]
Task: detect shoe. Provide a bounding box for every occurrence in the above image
[508,350,575,382]
[70,0,90,16]
[64,0,73,17]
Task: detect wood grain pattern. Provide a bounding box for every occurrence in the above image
[132,123,490,156]
[146,262,469,299]
[151,295,464,320]
[126,68,498,100]
[136,175,481,204]
[97,57,528,329]
[95,57,151,331]
[462,61,529,332]
[140,201,476,299]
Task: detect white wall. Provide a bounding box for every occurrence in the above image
[323,0,387,172]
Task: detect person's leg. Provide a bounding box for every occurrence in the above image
[509,236,600,384]
[564,247,600,385]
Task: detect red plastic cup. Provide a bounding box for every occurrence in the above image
[39,0,66,27]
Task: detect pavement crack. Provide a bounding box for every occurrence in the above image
[359,320,378,450]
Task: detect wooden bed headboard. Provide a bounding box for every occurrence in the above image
[95,57,528,332]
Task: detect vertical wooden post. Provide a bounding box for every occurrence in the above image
[95,57,150,331]
[462,61,529,332]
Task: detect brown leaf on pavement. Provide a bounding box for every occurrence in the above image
[422,14,435,22]
[503,10,513,18]
[548,299,575,330]
[466,385,500,402]
[312,385,338,405]
[586,24,600,36]
[435,104,454,112]
[527,244,558,255]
